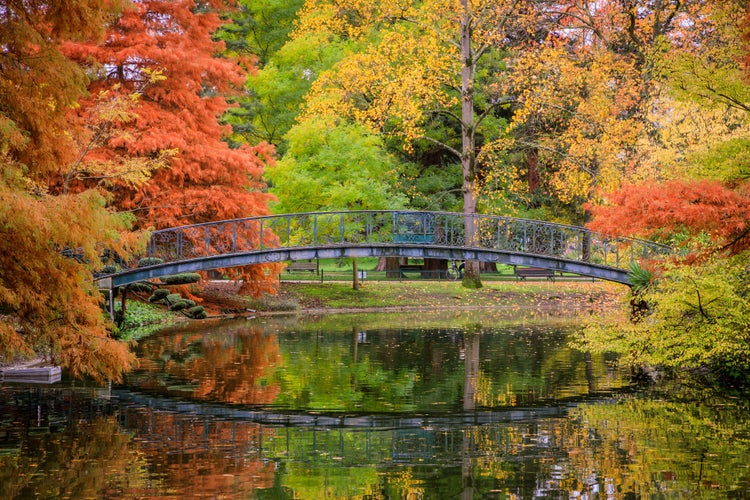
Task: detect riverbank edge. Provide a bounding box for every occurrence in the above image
[1,280,627,370]
[199,279,627,317]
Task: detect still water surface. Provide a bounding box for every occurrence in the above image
[1,311,749,498]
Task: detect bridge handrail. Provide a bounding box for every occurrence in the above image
[148,209,668,247]
[137,211,671,273]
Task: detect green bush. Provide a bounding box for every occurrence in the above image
[101,264,119,274]
[169,299,189,311]
[160,273,201,285]
[165,293,182,304]
[149,288,170,302]
[138,257,164,267]
[186,305,207,319]
[127,282,154,294]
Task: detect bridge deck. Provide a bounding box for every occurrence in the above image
[99,210,671,288]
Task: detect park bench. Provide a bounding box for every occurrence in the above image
[287,261,319,274]
[514,267,556,282]
[399,264,424,278]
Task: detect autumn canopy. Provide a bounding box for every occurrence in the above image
[2,0,750,382]
[0,0,276,381]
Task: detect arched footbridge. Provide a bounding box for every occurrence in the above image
[98,210,671,289]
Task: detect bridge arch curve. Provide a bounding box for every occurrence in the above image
[101,210,671,288]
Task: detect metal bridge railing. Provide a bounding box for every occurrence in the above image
[144,211,672,271]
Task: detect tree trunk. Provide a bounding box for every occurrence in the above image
[352,258,359,290]
[423,258,447,279]
[479,261,497,273]
[460,0,482,289]
[379,257,401,278]
[527,147,540,207]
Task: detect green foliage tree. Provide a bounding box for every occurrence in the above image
[268,117,408,212]
[221,0,305,67]
[578,255,750,380]
[227,32,353,152]
[219,0,314,151]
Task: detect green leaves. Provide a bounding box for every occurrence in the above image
[579,254,750,381]
[627,262,653,294]
[269,118,408,212]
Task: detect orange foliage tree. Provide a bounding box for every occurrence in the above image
[62,0,281,295]
[0,0,139,380]
[587,180,750,256]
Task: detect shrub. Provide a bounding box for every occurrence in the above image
[160,273,201,285]
[628,262,653,293]
[127,282,154,294]
[186,305,207,319]
[169,299,189,311]
[149,288,170,302]
[165,293,182,304]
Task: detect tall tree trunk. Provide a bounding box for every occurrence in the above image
[423,258,447,279]
[460,0,482,288]
[352,258,359,290]
[527,147,540,207]
[377,256,402,278]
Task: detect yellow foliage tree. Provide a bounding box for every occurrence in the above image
[295,0,539,286]
[478,0,727,221]
[483,42,647,213]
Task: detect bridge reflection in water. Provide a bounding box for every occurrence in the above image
[102,210,671,287]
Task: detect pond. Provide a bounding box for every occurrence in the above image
[1,310,749,498]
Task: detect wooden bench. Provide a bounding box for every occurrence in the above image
[399,264,425,278]
[514,267,556,282]
[288,261,319,274]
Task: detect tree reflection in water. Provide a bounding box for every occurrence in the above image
[1,315,748,498]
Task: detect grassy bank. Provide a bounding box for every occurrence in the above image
[197,279,626,315]
[116,279,628,339]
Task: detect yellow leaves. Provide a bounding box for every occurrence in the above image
[640,92,750,182]
[499,40,652,202]
[294,0,373,40]
[82,148,177,189]
[303,26,458,147]
[141,67,166,85]
[62,79,177,193]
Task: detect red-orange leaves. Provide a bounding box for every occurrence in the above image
[63,0,281,295]
[63,0,275,229]
[588,180,750,254]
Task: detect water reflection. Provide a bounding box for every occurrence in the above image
[133,327,282,405]
[129,313,627,413]
[1,313,748,498]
